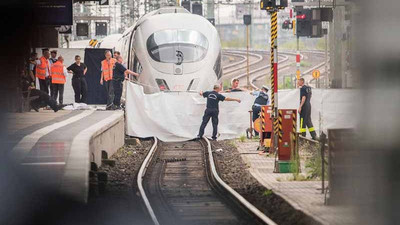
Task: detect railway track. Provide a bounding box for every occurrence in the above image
[223,50,264,75]
[227,50,292,89]
[222,49,327,89]
[222,51,248,71]
[137,137,277,225]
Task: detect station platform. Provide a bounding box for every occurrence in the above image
[235,140,356,225]
[5,109,124,202]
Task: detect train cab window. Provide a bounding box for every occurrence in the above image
[213,51,222,79]
[133,55,143,75]
[147,29,208,64]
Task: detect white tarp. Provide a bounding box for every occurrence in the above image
[63,103,91,110]
[126,82,360,142]
[126,83,254,141]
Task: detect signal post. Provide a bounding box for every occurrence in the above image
[260,0,287,154]
[243,15,252,89]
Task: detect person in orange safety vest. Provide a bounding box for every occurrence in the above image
[100,50,116,110]
[50,56,68,105]
[35,48,51,94]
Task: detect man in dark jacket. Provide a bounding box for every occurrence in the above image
[250,85,270,136]
[197,84,241,140]
[21,69,61,112]
[112,56,139,110]
[298,78,317,140]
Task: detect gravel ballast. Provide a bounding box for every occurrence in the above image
[83,138,154,225]
[211,140,321,225]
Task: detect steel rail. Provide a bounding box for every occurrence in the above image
[137,137,160,225]
[203,137,278,225]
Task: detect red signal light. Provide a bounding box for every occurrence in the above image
[296,14,306,19]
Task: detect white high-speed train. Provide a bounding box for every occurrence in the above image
[112,7,222,93]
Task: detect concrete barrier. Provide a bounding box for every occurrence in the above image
[60,111,124,202]
[91,111,125,167]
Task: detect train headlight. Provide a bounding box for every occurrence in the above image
[156,79,170,91]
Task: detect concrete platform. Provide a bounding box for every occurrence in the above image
[6,109,124,202]
[235,140,357,225]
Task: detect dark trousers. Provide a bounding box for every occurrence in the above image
[113,79,123,107]
[72,77,87,103]
[198,108,219,139]
[104,80,114,107]
[38,78,50,94]
[30,89,58,111]
[252,105,261,136]
[300,104,316,139]
[51,83,64,104]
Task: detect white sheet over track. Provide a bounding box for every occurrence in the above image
[126,82,360,142]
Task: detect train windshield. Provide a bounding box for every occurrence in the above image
[147,29,209,63]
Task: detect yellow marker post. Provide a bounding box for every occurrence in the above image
[312,69,321,88]
[292,20,296,36]
[312,69,321,79]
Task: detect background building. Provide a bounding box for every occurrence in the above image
[68,0,136,42]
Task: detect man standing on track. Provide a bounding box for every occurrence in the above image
[100,50,116,110]
[197,85,241,140]
[298,78,317,140]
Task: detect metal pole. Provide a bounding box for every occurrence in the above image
[217,1,220,35]
[320,132,327,194]
[270,10,279,153]
[249,0,252,49]
[207,0,214,19]
[325,25,329,88]
[246,25,250,88]
[296,36,300,88]
[249,110,253,139]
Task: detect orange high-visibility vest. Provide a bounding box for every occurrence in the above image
[101,58,116,81]
[36,56,48,80]
[50,61,66,84]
